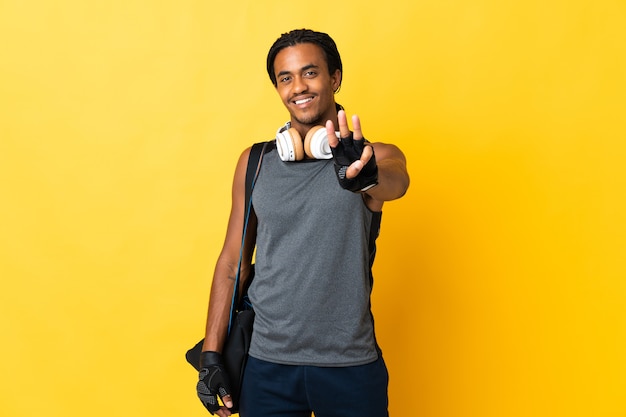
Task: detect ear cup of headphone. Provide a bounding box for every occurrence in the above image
[276,126,305,161]
[303,126,333,160]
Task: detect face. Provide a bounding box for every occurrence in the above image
[273,43,341,130]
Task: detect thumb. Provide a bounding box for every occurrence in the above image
[217,385,233,409]
[345,160,364,179]
[222,393,233,409]
[345,145,373,178]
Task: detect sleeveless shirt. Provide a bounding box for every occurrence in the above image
[247,145,382,366]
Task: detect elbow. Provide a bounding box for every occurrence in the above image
[387,171,410,201]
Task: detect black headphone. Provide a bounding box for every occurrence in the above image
[275,122,339,161]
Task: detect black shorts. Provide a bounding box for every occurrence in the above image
[239,355,389,417]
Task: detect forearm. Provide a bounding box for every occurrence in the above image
[360,140,410,204]
[201,147,255,353]
[202,258,238,353]
[365,157,410,202]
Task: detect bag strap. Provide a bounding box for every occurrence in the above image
[228,141,270,333]
[244,142,267,214]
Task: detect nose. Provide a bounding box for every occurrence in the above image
[292,75,308,94]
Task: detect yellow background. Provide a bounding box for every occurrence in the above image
[1,1,624,416]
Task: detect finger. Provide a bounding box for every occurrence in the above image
[216,406,233,417]
[345,145,373,179]
[351,114,363,140]
[221,393,234,409]
[326,120,339,148]
[337,109,351,138]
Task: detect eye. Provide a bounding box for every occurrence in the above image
[304,70,317,78]
[279,75,292,83]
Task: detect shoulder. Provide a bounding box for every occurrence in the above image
[236,141,272,165]
[234,141,276,182]
[235,146,252,173]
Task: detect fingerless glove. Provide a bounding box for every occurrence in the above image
[331,133,378,192]
[196,351,232,414]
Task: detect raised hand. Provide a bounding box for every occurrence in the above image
[325,110,378,192]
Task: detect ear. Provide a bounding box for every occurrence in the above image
[331,69,342,92]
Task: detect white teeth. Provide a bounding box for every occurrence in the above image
[295,97,312,105]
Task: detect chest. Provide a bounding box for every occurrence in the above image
[252,152,364,230]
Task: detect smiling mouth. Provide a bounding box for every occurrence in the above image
[293,97,313,105]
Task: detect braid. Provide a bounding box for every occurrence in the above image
[266,29,343,87]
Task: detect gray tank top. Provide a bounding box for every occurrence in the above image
[248,145,382,366]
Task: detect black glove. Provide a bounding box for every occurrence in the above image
[331,133,378,192]
[196,351,232,414]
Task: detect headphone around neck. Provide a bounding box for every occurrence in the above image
[275,122,340,162]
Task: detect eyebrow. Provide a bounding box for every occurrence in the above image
[276,64,319,78]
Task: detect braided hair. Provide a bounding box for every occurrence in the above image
[266,29,343,88]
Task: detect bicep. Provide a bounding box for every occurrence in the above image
[371,142,407,165]
[217,147,254,269]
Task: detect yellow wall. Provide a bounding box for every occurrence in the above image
[1,1,624,416]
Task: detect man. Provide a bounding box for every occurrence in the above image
[196,29,410,417]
